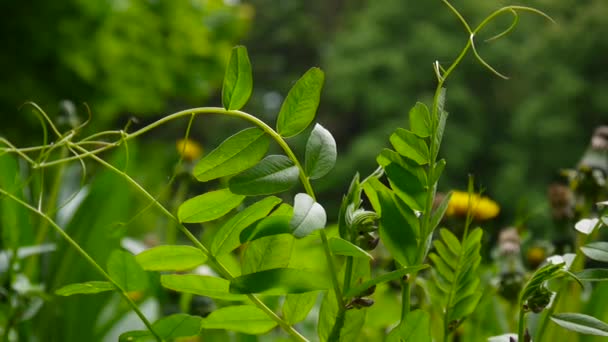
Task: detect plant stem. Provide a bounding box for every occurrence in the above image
[401,280,411,321]
[517,309,527,342]
[0,188,162,342]
[73,145,308,342]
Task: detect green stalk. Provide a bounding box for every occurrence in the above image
[72,145,308,342]
[517,308,527,342]
[0,188,162,342]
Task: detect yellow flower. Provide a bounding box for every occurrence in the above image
[445,191,500,221]
[176,139,203,161]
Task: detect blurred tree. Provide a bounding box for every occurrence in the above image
[0,0,251,143]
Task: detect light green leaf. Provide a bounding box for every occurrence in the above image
[283,292,319,324]
[409,102,432,138]
[551,313,608,336]
[305,124,337,179]
[387,310,431,342]
[344,265,428,298]
[318,289,366,342]
[107,250,148,292]
[193,127,269,182]
[160,274,246,300]
[152,314,202,340]
[276,67,325,137]
[135,245,207,272]
[200,305,277,334]
[290,193,327,238]
[431,192,452,232]
[211,196,282,256]
[376,188,419,266]
[376,148,427,185]
[55,281,114,296]
[574,269,608,282]
[229,155,299,195]
[242,234,294,274]
[430,158,447,185]
[230,268,330,294]
[390,128,430,165]
[328,237,373,260]
[239,215,292,244]
[118,330,155,342]
[178,189,245,223]
[581,242,608,263]
[222,46,252,110]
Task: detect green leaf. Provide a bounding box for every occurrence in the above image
[409,102,432,138]
[229,155,299,195]
[318,289,366,342]
[239,215,292,244]
[118,330,155,342]
[376,149,427,185]
[433,89,448,160]
[153,314,202,340]
[230,268,330,294]
[387,310,431,342]
[305,123,337,179]
[222,46,252,110]
[276,67,325,137]
[581,242,608,263]
[135,245,207,272]
[390,128,430,165]
[55,281,114,296]
[211,196,282,256]
[193,127,270,182]
[430,158,447,185]
[107,250,148,292]
[429,228,483,325]
[242,234,294,274]
[200,305,277,334]
[575,269,608,282]
[283,292,319,324]
[290,193,327,238]
[384,163,426,212]
[376,188,419,266]
[551,313,608,336]
[328,237,373,260]
[178,188,245,223]
[344,265,428,298]
[431,192,452,233]
[160,274,246,301]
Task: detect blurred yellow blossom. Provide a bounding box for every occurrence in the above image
[176,139,203,161]
[445,191,500,221]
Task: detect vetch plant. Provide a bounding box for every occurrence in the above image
[3,1,608,342]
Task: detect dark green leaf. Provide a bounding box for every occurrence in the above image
[200,305,277,334]
[344,265,428,298]
[575,269,608,282]
[551,313,608,336]
[160,274,246,301]
[283,292,319,324]
[384,163,426,212]
[222,46,252,110]
[581,242,608,263]
[376,188,419,266]
[107,250,148,292]
[433,92,448,159]
[230,268,330,294]
[305,124,337,179]
[439,228,461,256]
[229,155,299,195]
[55,281,114,296]
[193,128,269,182]
[242,234,294,274]
[276,67,325,137]
[153,314,202,340]
[135,245,207,272]
[290,193,327,238]
[390,128,430,165]
[430,158,447,185]
[328,237,373,259]
[409,102,432,138]
[376,149,427,185]
[211,196,282,256]
[178,189,245,223]
[240,215,292,244]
